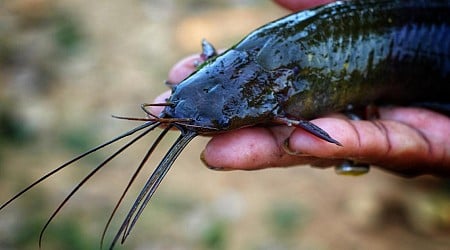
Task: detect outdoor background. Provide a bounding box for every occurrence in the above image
[0,0,449,249]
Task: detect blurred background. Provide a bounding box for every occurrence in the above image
[0,0,449,249]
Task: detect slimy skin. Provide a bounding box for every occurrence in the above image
[163,0,449,139]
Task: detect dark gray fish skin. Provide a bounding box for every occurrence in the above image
[164,0,450,133]
[2,1,449,249]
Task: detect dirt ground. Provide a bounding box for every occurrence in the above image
[0,0,449,249]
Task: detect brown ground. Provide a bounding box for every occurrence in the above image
[0,1,449,249]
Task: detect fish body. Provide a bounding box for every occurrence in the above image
[164,0,450,133]
[2,1,449,248]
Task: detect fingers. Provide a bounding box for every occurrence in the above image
[201,127,295,170]
[201,107,450,176]
[200,126,341,170]
[273,0,334,11]
[166,48,226,84]
[167,54,199,83]
[289,108,450,175]
[151,54,201,115]
[199,121,345,171]
[375,107,450,175]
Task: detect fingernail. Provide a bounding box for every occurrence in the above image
[282,138,310,156]
[334,160,370,176]
[200,150,231,171]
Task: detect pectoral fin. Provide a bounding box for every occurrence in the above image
[275,117,342,146]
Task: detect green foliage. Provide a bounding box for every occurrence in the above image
[201,219,228,250]
[0,106,34,146]
[59,126,98,154]
[14,216,97,250]
[52,13,84,56]
[267,201,309,237]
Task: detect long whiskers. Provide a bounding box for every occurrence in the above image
[124,130,198,240]
[0,121,156,212]
[112,114,219,132]
[112,114,193,124]
[38,121,162,248]
[100,125,172,248]
[109,129,198,249]
[1,103,202,249]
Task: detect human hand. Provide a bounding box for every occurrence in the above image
[153,0,450,177]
